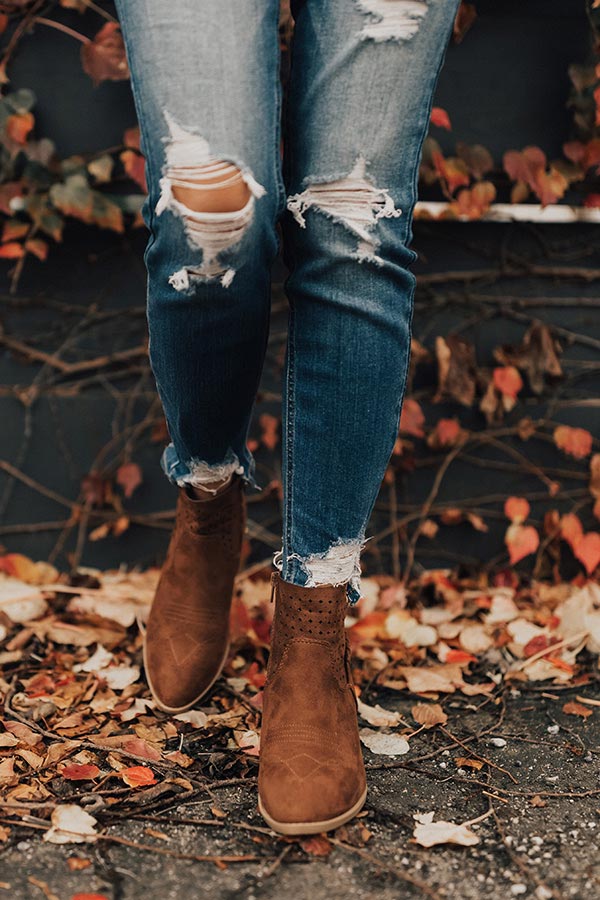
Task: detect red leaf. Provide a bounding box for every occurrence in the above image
[583,193,600,208]
[453,1,477,43]
[120,149,147,193]
[116,462,142,498]
[430,107,452,130]
[121,738,161,761]
[71,895,110,900]
[62,764,100,781]
[259,413,280,450]
[523,635,550,658]
[81,23,130,86]
[400,398,425,438]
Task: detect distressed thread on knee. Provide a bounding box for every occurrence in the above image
[156,112,266,290]
[356,0,429,42]
[286,156,402,266]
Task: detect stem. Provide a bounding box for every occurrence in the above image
[33,17,90,44]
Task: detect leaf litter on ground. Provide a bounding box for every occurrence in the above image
[0,553,598,853]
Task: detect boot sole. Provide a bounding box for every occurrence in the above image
[258,786,367,835]
[143,638,230,715]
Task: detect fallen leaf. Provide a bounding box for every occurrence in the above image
[411,703,448,728]
[43,805,98,844]
[562,701,593,719]
[120,765,156,787]
[61,764,100,781]
[455,757,484,770]
[357,698,403,727]
[413,811,479,847]
[300,835,333,856]
[359,728,410,756]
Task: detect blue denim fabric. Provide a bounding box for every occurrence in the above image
[114,0,459,603]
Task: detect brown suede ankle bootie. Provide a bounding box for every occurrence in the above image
[258,573,367,835]
[143,475,245,713]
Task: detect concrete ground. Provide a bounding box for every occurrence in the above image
[2,684,599,900]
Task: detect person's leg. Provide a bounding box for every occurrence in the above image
[259,0,459,834]
[115,0,284,493]
[114,0,283,711]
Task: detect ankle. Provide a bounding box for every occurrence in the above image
[185,473,234,502]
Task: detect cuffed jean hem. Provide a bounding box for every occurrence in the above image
[273,548,363,606]
[160,442,261,492]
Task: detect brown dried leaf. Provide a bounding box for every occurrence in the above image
[411,703,448,728]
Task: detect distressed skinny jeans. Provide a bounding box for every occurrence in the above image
[114,0,459,603]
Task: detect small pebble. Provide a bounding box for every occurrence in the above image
[547,724,560,735]
[511,884,527,896]
[489,738,507,748]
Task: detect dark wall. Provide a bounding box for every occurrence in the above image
[8,1,591,159]
[0,2,598,579]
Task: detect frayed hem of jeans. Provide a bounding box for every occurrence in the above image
[273,541,365,606]
[160,442,261,492]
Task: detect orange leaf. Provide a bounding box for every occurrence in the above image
[431,149,470,194]
[121,765,156,787]
[505,523,539,565]
[300,835,333,856]
[443,649,477,665]
[554,425,592,460]
[562,701,593,719]
[573,532,600,575]
[120,148,147,192]
[400,398,425,438]
[493,366,523,400]
[447,181,496,219]
[61,764,100,781]
[560,513,584,550]
[0,241,24,258]
[6,112,34,144]
[123,126,141,150]
[504,497,530,524]
[546,657,574,674]
[259,413,279,450]
[25,238,48,261]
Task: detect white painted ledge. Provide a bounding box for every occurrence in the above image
[414,202,600,224]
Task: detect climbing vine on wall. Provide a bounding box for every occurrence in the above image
[0,1,596,285]
[0,1,598,585]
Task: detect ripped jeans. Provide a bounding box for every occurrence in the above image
[115,0,459,603]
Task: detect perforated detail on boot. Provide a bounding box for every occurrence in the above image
[267,578,350,685]
[273,585,347,644]
[177,479,244,554]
